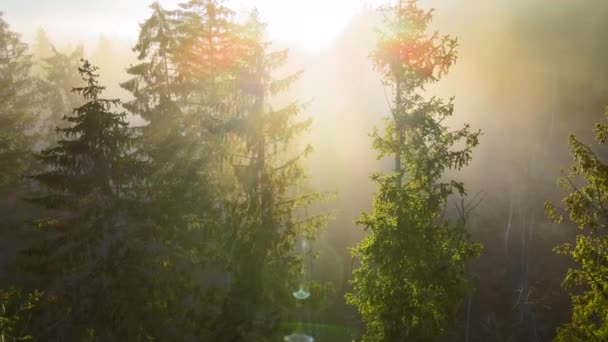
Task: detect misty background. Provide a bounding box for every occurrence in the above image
[3,0,608,340]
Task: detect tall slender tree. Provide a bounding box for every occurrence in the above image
[0,13,35,189]
[121,0,234,221]
[23,60,146,340]
[120,2,248,338]
[121,1,183,175]
[38,45,84,147]
[121,3,323,339]
[31,28,53,77]
[214,10,322,340]
[346,1,481,340]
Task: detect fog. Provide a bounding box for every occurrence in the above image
[4,0,608,340]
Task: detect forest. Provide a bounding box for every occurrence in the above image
[2,0,608,341]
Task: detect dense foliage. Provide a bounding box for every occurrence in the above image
[4,0,608,340]
[346,1,481,340]
[547,108,608,342]
[0,13,35,188]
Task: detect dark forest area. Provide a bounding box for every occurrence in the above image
[2,0,608,341]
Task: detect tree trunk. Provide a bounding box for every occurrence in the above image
[395,79,403,187]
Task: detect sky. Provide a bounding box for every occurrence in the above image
[2,0,388,53]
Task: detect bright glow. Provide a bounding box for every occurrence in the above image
[284,333,314,342]
[245,0,380,52]
[292,287,310,300]
[3,0,386,53]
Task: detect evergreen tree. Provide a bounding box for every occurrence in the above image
[32,29,53,59]
[174,0,246,172]
[120,2,247,338]
[122,1,194,190]
[121,1,230,215]
[546,108,608,342]
[122,3,322,339]
[346,1,481,340]
[122,0,245,213]
[91,36,114,83]
[24,60,145,340]
[0,13,35,189]
[38,45,84,147]
[175,0,243,97]
[31,28,53,77]
[214,11,322,339]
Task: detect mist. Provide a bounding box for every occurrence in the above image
[2,0,608,340]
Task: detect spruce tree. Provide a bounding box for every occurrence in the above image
[121,1,230,222]
[174,0,246,173]
[214,10,321,339]
[31,28,53,77]
[346,1,481,340]
[38,45,84,147]
[546,109,608,342]
[122,3,322,339]
[24,60,145,340]
[0,13,35,189]
[175,0,242,97]
[120,2,246,338]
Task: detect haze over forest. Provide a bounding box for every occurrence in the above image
[2,1,608,341]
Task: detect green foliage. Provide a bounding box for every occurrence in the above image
[546,107,608,341]
[121,3,242,338]
[0,13,35,188]
[23,60,148,339]
[346,1,481,340]
[31,28,53,77]
[212,11,324,340]
[0,287,40,341]
[119,2,323,339]
[37,45,84,147]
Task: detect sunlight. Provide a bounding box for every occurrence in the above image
[4,0,603,340]
[237,0,382,52]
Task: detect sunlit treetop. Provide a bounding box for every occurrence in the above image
[373,0,458,91]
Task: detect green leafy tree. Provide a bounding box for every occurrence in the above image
[23,60,146,340]
[0,13,35,189]
[346,1,481,340]
[546,108,608,342]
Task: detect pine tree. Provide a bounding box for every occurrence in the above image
[546,108,608,342]
[91,35,114,83]
[121,1,232,216]
[120,2,247,338]
[346,1,481,340]
[31,28,53,77]
[121,1,182,166]
[24,60,145,340]
[122,3,322,339]
[38,45,84,147]
[214,10,322,339]
[174,0,246,172]
[0,13,35,189]
[175,0,243,96]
